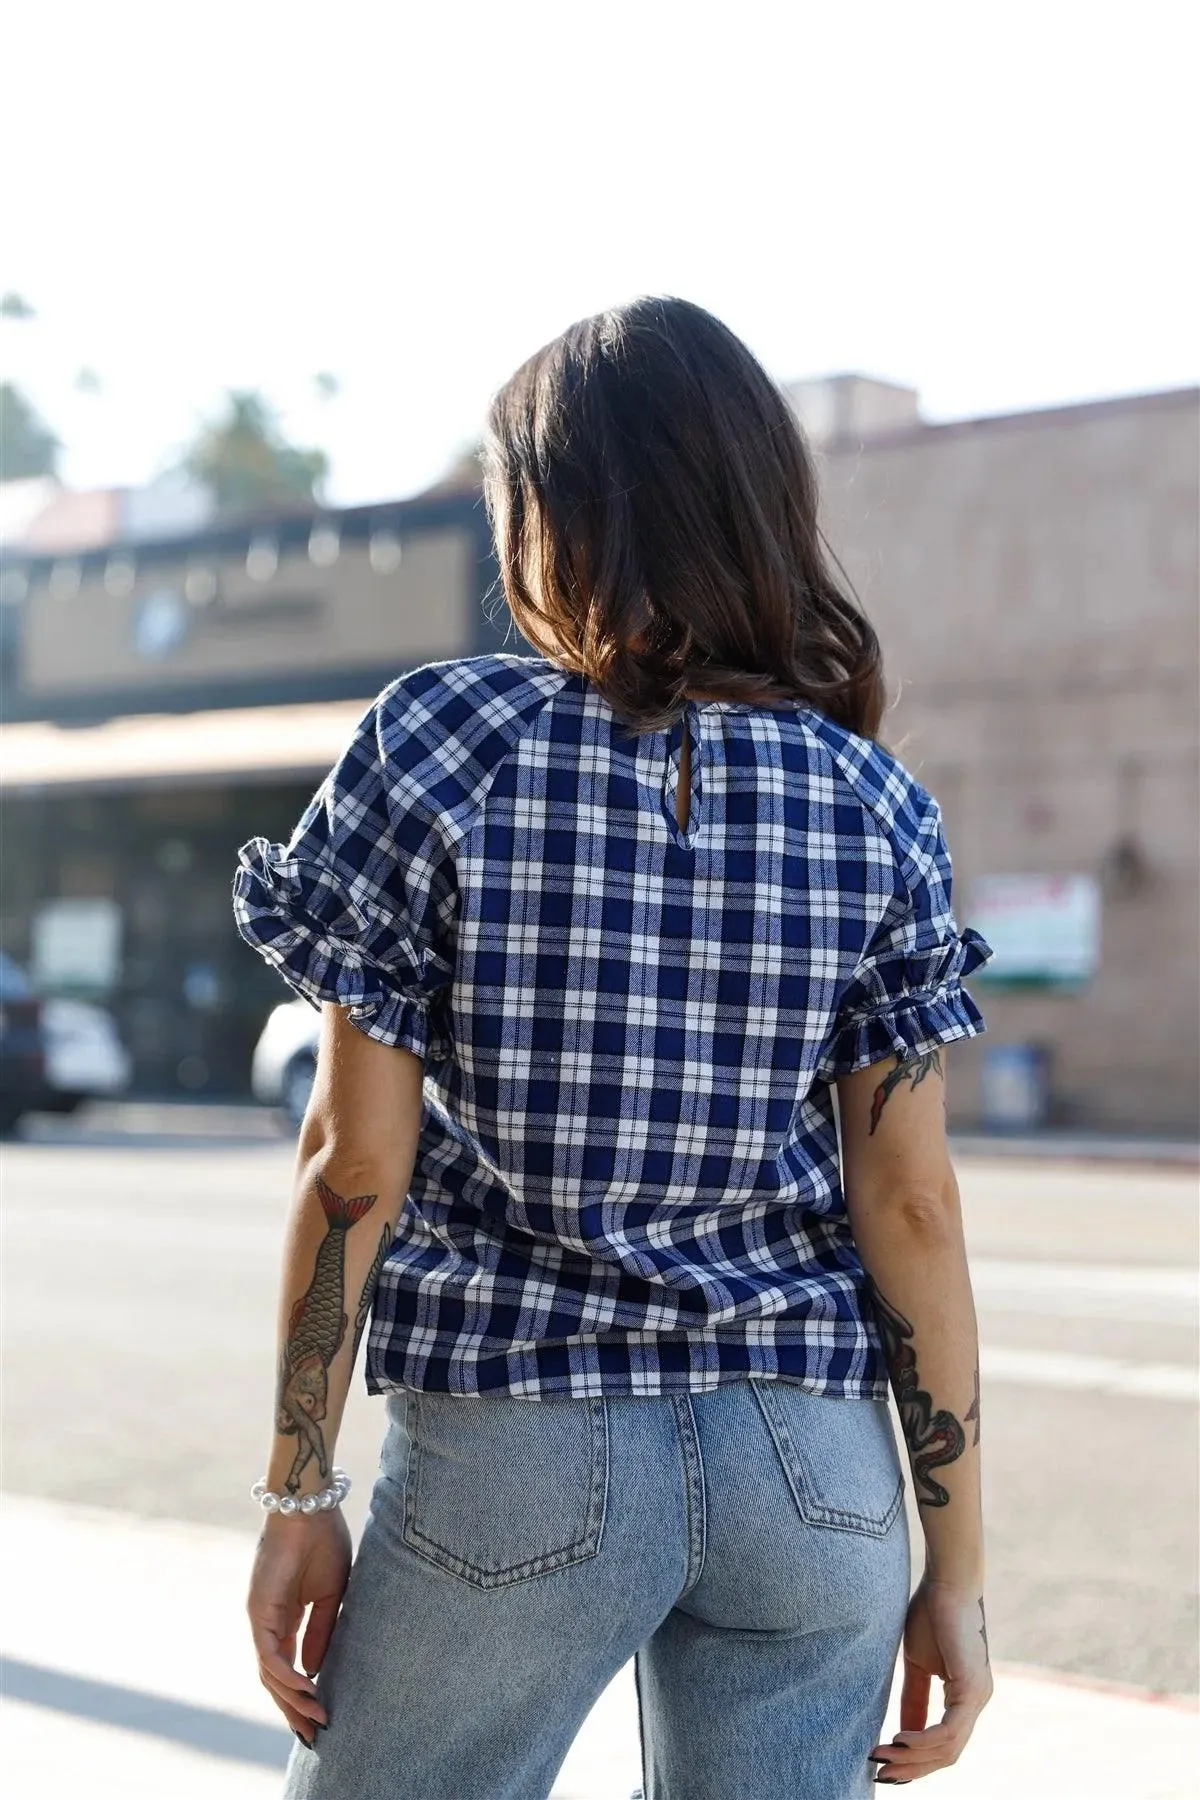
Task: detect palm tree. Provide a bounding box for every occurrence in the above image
[0,383,59,480]
[180,390,328,517]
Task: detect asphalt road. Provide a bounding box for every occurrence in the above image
[3,1120,1197,1697]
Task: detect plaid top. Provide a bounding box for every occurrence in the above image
[234,654,991,1401]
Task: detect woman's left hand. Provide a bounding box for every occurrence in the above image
[248,1509,352,1744]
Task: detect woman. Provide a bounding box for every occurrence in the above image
[234,297,994,1799]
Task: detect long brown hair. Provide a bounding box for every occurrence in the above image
[483,296,885,738]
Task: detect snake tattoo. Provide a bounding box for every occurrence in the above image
[865,1273,968,1508]
[869,1049,943,1134]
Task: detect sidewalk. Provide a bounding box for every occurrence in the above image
[2,1495,1195,1798]
[15,1099,1199,1167]
[949,1131,1199,1168]
[15,1098,286,1148]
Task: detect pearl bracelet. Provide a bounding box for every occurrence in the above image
[251,1468,351,1516]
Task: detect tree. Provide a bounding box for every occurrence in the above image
[0,293,36,320]
[0,382,60,480]
[420,438,484,497]
[180,390,328,517]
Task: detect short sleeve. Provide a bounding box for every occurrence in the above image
[817,797,993,1080]
[232,692,455,1059]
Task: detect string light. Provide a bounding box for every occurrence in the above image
[246,535,279,582]
[104,554,137,597]
[369,528,403,574]
[308,521,340,567]
[184,564,219,607]
[48,559,82,601]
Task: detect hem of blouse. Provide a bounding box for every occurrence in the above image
[817,984,987,1081]
[365,1355,891,1404]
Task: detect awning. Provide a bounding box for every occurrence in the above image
[0,699,374,792]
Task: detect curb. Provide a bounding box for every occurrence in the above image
[951,1134,1199,1168]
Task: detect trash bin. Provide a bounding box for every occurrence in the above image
[979,1042,1051,1131]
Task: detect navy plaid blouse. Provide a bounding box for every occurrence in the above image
[234,654,991,1401]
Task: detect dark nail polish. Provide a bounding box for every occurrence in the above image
[292,1730,310,1748]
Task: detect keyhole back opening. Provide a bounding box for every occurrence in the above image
[661,704,702,848]
[676,725,691,833]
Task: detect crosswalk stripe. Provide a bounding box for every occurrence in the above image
[972,1261,1197,1299]
[981,1345,1198,1402]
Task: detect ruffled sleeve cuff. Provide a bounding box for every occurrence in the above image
[232,837,434,1059]
[818,925,993,1080]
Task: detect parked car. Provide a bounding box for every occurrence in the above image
[0,953,45,1133]
[37,996,133,1113]
[252,999,320,1128]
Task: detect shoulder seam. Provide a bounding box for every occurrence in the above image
[795,714,939,892]
[385,656,572,848]
[377,652,565,707]
[448,671,570,848]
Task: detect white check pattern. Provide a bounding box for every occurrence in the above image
[234,654,991,1399]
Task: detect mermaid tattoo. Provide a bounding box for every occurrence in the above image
[276,1175,378,1492]
[351,1226,392,1365]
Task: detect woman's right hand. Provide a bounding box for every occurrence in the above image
[869,1575,994,1783]
[247,1509,352,1744]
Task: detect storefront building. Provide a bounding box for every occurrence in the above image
[0,490,515,1095]
[2,386,1197,1129]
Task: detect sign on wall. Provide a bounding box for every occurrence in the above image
[20,524,475,700]
[969,874,1100,989]
[31,898,123,994]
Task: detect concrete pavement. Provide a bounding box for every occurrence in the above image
[15,1097,1200,1166]
[5,1141,1197,1689]
[3,1129,1198,1792]
[3,1494,1197,1800]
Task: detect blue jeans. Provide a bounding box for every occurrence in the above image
[285,1381,910,1799]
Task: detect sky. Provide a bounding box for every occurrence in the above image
[3,1,1197,507]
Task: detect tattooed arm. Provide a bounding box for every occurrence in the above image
[839,1048,982,1561]
[249,1003,424,1743]
[838,1048,993,1779]
[265,1004,422,1502]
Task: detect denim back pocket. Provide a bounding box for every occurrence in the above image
[750,1380,905,1538]
[401,1390,609,1589]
